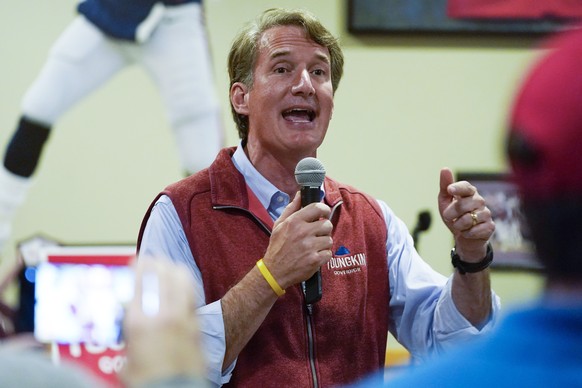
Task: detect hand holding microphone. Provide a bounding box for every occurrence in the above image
[260,157,332,303]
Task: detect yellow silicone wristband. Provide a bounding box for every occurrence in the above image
[256,259,286,297]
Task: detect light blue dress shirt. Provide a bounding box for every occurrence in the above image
[139,144,501,387]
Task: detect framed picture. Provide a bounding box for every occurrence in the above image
[348,0,580,35]
[457,172,542,271]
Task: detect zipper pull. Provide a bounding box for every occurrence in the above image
[302,281,314,315]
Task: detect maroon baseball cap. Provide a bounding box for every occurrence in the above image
[508,26,582,201]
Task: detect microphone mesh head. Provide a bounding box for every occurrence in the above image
[295,157,326,187]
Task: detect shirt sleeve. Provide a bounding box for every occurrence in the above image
[378,199,501,362]
[139,195,234,387]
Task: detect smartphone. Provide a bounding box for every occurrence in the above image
[33,246,135,346]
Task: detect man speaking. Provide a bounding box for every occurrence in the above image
[137,8,500,387]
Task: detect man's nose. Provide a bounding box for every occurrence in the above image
[291,69,315,95]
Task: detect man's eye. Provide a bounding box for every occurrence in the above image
[275,67,287,73]
[312,69,325,76]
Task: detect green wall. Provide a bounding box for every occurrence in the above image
[0,1,544,313]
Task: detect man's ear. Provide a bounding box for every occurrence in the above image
[230,82,250,115]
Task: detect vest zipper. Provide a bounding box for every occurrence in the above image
[303,201,341,388]
[305,302,319,388]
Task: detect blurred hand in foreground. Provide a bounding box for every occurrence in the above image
[121,256,208,387]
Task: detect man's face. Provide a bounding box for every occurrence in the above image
[238,25,334,158]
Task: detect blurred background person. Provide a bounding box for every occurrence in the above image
[0,339,102,388]
[350,25,582,388]
[0,0,224,253]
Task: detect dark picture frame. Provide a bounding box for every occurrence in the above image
[457,172,542,271]
[348,0,577,35]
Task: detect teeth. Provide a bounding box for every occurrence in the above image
[284,109,315,119]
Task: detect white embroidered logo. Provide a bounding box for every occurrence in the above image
[327,246,367,275]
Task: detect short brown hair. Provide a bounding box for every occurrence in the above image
[227,8,344,140]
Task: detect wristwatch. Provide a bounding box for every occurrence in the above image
[451,242,493,275]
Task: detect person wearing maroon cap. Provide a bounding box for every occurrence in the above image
[349,26,582,388]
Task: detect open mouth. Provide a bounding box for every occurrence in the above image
[282,108,316,123]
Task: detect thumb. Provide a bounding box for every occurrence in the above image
[438,167,454,214]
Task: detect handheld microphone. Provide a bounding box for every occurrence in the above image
[294,157,326,304]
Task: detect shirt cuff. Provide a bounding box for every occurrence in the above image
[197,300,235,386]
[432,276,501,354]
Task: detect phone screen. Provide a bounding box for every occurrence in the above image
[33,248,135,346]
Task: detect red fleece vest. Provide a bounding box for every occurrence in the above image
[138,147,390,387]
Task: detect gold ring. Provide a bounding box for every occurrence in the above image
[470,211,478,227]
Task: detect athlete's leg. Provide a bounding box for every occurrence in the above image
[0,16,128,251]
[21,16,128,129]
[141,3,224,175]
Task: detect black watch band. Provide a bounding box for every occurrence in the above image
[451,242,494,275]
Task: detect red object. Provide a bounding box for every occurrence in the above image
[47,254,132,266]
[55,343,126,387]
[447,0,582,19]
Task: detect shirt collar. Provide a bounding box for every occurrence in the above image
[232,143,289,219]
[232,142,325,220]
